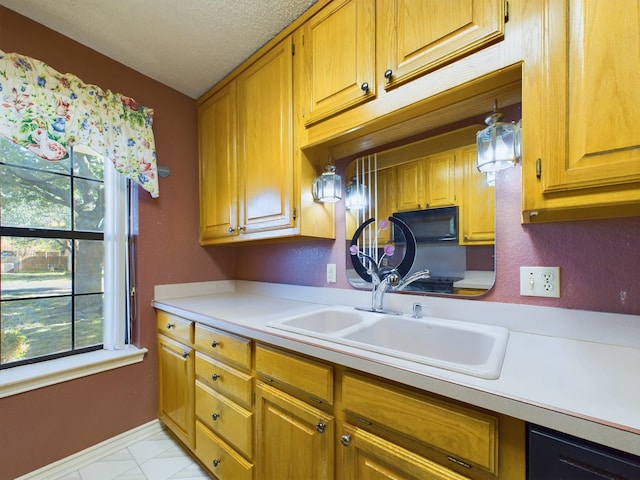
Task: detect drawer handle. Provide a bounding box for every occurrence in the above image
[211,373,220,381]
[166,323,175,329]
[316,421,326,433]
[212,459,221,468]
[212,413,220,421]
[211,340,219,348]
[340,433,352,447]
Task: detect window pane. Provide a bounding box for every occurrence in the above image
[73,147,104,181]
[0,135,70,175]
[75,294,103,349]
[1,297,72,363]
[74,178,104,232]
[1,237,72,300]
[0,164,71,229]
[74,240,104,294]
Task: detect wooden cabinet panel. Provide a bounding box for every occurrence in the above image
[378,0,505,89]
[158,334,194,449]
[194,323,252,370]
[195,352,253,409]
[342,372,498,474]
[303,0,376,124]
[255,382,334,480]
[157,311,193,344]
[237,36,295,234]
[256,344,333,405]
[459,144,495,244]
[195,420,253,480]
[395,159,425,211]
[523,0,640,222]
[195,380,253,459]
[425,151,456,207]
[198,81,238,243]
[338,423,471,480]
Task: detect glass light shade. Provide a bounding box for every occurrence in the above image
[476,112,518,173]
[313,165,342,203]
[485,170,496,186]
[345,177,367,210]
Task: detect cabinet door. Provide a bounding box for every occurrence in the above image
[395,159,425,211]
[425,151,456,207]
[255,382,334,480]
[459,145,494,245]
[338,423,471,480]
[158,334,195,449]
[303,0,376,125]
[376,167,395,244]
[198,81,238,243]
[523,0,640,222]
[237,36,295,234]
[378,0,505,89]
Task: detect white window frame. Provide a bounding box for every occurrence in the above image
[0,153,147,398]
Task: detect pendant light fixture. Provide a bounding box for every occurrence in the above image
[345,176,367,210]
[313,163,342,203]
[476,100,520,174]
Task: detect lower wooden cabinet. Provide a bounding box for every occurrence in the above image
[338,423,471,480]
[156,312,525,480]
[255,382,335,479]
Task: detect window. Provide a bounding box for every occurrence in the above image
[0,136,132,368]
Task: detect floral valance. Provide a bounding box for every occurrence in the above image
[0,50,159,197]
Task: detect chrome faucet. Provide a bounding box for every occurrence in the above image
[370,268,431,313]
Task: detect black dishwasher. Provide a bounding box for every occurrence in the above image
[527,424,640,479]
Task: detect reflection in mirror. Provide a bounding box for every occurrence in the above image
[345,125,497,297]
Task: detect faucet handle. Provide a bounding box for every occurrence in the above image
[386,272,401,287]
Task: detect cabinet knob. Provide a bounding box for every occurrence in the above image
[211,340,219,348]
[384,69,393,81]
[211,373,220,381]
[166,323,174,329]
[360,82,369,92]
[316,421,327,433]
[340,433,352,446]
[212,413,220,421]
[228,227,235,233]
[212,459,221,468]
[182,351,189,359]
[238,226,246,232]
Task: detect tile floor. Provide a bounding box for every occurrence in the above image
[56,428,210,480]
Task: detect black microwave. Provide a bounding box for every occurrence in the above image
[392,206,459,244]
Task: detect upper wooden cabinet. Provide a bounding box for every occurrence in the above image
[522,0,640,222]
[302,0,376,125]
[237,36,295,235]
[378,0,505,90]
[459,145,495,245]
[198,81,237,243]
[395,159,425,211]
[424,151,456,208]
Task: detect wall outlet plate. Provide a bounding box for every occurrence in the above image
[520,266,560,298]
[327,263,337,283]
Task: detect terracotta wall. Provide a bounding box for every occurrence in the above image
[0,7,235,478]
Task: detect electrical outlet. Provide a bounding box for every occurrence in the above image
[520,266,560,298]
[326,263,337,283]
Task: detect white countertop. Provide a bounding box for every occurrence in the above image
[153,280,640,456]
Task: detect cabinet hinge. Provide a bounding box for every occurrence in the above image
[536,158,542,178]
[504,1,510,23]
[293,207,297,220]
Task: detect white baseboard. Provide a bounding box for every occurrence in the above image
[16,419,164,480]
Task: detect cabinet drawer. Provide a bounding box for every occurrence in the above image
[342,372,498,474]
[195,420,253,480]
[196,380,253,459]
[255,344,333,405]
[157,311,193,344]
[194,324,251,370]
[195,352,253,409]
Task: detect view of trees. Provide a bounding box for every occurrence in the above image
[1,136,105,365]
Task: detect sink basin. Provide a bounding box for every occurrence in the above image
[267,308,509,379]
[273,308,366,334]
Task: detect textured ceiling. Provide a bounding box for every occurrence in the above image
[0,0,317,98]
